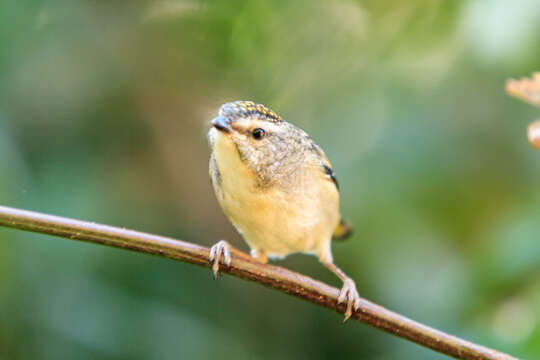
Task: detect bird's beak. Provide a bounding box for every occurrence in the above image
[211,116,232,133]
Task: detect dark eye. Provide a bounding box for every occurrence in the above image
[252,128,265,140]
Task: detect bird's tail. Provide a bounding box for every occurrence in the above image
[332,218,353,241]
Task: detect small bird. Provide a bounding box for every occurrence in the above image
[207,100,359,320]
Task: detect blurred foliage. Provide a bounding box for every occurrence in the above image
[1,0,540,359]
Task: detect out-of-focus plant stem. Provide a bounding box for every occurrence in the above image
[0,205,516,360]
[506,73,540,107]
[506,72,540,149]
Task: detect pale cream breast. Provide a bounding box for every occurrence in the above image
[209,127,340,261]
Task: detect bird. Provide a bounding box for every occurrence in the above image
[207,100,359,320]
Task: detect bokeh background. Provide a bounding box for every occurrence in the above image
[1,0,540,359]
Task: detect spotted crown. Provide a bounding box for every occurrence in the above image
[219,101,282,123]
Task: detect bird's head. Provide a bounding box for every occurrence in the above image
[208,101,315,187]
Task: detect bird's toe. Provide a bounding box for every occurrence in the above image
[338,278,361,322]
[209,240,231,279]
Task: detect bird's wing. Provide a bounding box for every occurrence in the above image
[310,142,339,191]
[322,163,339,190]
[309,142,353,240]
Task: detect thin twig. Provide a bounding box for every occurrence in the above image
[0,205,516,360]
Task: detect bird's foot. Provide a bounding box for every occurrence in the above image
[337,278,361,322]
[209,240,232,279]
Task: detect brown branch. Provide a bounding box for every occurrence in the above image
[0,205,516,360]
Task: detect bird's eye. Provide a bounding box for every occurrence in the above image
[252,128,265,140]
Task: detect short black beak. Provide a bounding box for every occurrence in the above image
[211,116,232,133]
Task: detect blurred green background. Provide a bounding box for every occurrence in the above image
[1,0,540,359]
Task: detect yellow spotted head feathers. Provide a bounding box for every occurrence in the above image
[219,101,282,123]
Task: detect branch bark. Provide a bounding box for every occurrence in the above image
[0,205,516,360]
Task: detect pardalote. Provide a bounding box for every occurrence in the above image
[207,100,358,320]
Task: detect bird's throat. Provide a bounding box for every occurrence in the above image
[211,131,256,194]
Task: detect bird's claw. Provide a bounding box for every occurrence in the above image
[209,240,232,279]
[337,278,361,322]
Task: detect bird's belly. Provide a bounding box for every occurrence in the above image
[220,185,336,258]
